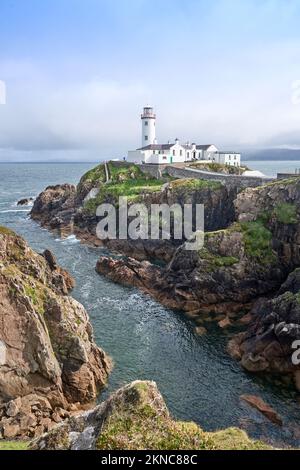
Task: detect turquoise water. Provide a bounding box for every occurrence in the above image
[0,162,300,448]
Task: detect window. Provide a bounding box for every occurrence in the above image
[180,150,183,156]
[145,121,148,126]
[163,156,167,160]
[234,155,237,160]
[199,152,201,158]
[173,150,176,156]
[145,136,148,141]
[187,152,190,158]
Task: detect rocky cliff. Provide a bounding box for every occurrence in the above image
[96,178,300,388]
[0,227,111,439]
[31,380,270,450]
[31,161,237,262]
[30,163,300,389]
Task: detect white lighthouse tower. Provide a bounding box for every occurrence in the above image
[141,106,156,147]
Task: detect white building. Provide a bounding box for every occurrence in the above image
[128,107,241,167]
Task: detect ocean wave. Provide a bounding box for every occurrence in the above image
[55,234,80,245]
[0,209,31,213]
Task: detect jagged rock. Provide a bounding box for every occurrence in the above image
[195,326,207,336]
[229,269,300,387]
[240,395,283,426]
[17,198,33,206]
[5,397,22,417]
[218,317,232,329]
[31,184,76,231]
[31,381,271,451]
[30,162,238,259]
[0,227,111,438]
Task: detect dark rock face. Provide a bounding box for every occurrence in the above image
[17,198,33,206]
[30,167,238,261]
[228,269,300,389]
[96,225,283,316]
[31,184,76,234]
[0,227,111,439]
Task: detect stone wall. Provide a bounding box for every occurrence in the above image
[162,166,274,188]
[277,173,300,180]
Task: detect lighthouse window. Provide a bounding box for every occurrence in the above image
[145,136,148,141]
[145,121,148,126]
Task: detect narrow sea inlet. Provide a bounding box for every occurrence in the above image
[1,162,300,448]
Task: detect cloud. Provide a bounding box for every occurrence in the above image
[0,76,147,154]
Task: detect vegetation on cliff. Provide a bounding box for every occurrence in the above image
[81,162,225,215]
[187,161,249,175]
[31,381,271,451]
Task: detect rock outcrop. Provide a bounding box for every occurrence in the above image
[96,178,300,387]
[17,198,34,206]
[228,269,300,388]
[31,163,300,388]
[240,395,283,426]
[31,184,76,235]
[31,162,238,262]
[0,226,111,439]
[31,381,270,450]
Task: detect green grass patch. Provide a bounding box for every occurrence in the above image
[23,284,46,315]
[79,164,106,184]
[241,220,275,264]
[0,441,29,451]
[199,248,239,271]
[273,203,298,224]
[84,178,164,214]
[96,384,271,450]
[169,178,223,192]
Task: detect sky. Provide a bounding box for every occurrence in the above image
[0,0,300,162]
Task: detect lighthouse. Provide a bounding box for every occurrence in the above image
[141,106,156,147]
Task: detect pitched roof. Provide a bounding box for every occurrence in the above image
[137,144,175,151]
[196,144,215,150]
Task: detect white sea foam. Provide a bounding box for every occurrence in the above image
[55,234,80,245]
[0,209,31,213]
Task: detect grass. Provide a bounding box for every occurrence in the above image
[24,284,46,315]
[187,162,249,175]
[0,441,29,451]
[169,178,223,192]
[79,161,166,214]
[241,220,275,264]
[199,248,239,271]
[79,164,106,184]
[84,178,164,214]
[273,203,298,224]
[96,383,271,451]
